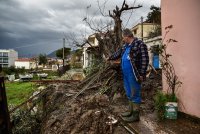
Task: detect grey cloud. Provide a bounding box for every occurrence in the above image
[0,0,160,57]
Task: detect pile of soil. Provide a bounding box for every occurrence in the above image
[41,83,128,134]
[40,70,162,134]
[39,69,200,134]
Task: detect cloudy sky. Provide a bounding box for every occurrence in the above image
[0,0,160,57]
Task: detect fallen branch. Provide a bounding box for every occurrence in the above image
[70,65,109,104]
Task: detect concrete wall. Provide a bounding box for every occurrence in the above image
[83,47,89,68]
[161,0,200,118]
[15,61,36,69]
[15,61,30,69]
[8,50,18,67]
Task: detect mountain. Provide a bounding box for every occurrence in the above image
[47,50,57,58]
[47,49,79,58]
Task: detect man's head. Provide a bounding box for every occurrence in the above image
[122,28,134,44]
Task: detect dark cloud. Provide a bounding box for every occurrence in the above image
[0,0,160,57]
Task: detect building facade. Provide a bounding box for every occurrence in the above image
[162,0,200,118]
[0,49,18,68]
[15,58,36,69]
[83,34,99,68]
[131,23,160,40]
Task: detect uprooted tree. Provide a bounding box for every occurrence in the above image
[82,0,142,61]
[66,0,143,99]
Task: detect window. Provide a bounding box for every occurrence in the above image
[2,64,8,68]
[3,52,8,57]
[134,29,137,35]
[3,58,8,63]
[0,52,2,56]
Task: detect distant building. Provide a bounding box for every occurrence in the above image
[15,58,36,69]
[131,23,160,40]
[83,34,99,68]
[131,23,162,69]
[0,49,18,68]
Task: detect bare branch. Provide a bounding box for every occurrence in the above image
[97,0,110,17]
[120,5,142,12]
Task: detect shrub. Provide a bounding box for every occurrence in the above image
[154,90,177,120]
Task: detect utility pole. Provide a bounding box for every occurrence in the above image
[141,16,143,41]
[63,38,65,66]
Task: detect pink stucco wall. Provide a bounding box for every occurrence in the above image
[161,0,200,118]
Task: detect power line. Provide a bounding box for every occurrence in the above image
[14,39,62,49]
[132,17,141,26]
[124,0,137,28]
[90,0,110,20]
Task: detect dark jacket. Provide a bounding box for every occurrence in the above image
[108,38,149,81]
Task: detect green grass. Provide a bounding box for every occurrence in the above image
[5,82,37,106]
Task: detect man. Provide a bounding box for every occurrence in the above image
[108,28,149,122]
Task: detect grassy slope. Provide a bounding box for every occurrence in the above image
[5,82,37,106]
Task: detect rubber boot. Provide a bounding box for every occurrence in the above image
[122,103,140,122]
[121,101,133,117]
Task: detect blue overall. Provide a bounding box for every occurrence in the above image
[121,45,141,104]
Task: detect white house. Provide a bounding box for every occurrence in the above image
[83,34,99,68]
[0,49,18,68]
[15,58,36,69]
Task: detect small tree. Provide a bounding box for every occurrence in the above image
[146,5,161,38]
[38,54,47,67]
[146,5,161,24]
[154,25,182,119]
[70,49,83,68]
[56,47,71,59]
[160,25,182,97]
[31,57,38,70]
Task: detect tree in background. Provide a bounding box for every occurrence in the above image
[31,57,38,70]
[38,54,47,67]
[70,49,83,68]
[2,66,25,78]
[56,47,71,59]
[146,5,161,24]
[73,49,83,61]
[146,5,161,38]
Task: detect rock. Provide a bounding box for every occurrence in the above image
[95,94,109,107]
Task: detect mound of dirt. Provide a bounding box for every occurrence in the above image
[41,83,126,134]
[41,70,162,134]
